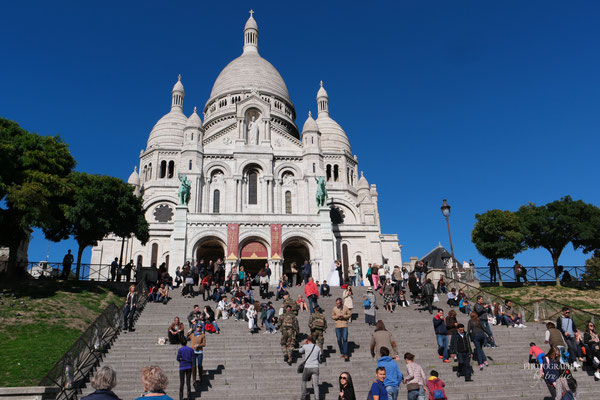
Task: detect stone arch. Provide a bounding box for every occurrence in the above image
[238,159,268,176]
[193,235,226,265]
[274,162,302,179]
[238,234,271,276]
[143,196,178,210]
[204,161,232,177]
[328,198,359,224]
[282,235,313,278]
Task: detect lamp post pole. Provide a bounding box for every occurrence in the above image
[440,199,455,265]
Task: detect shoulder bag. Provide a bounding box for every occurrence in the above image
[297,344,316,373]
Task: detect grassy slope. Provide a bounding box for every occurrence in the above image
[0,281,123,387]
[485,285,600,314]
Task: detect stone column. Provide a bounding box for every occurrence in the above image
[317,206,335,282]
[169,205,188,277]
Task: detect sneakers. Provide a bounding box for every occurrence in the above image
[439,355,444,359]
[573,361,581,369]
[594,371,600,380]
[479,364,484,370]
[484,361,489,367]
[443,359,450,363]
[519,324,527,328]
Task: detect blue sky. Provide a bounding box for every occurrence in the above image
[2,1,599,268]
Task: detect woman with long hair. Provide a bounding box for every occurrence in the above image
[541,346,560,398]
[342,286,354,322]
[584,320,600,379]
[468,311,491,370]
[338,371,355,400]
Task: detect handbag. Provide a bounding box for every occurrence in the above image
[297,344,316,373]
[406,383,419,391]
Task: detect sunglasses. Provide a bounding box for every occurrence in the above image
[340,376,348,380]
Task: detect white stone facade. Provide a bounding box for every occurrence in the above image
[90,13,402,283]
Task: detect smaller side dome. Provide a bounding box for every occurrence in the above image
[357,171,369,190]
[128,166,140,186]
[185,107,203,130]
[301,111,319,133]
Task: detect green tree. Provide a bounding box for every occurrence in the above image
[583,251,600,282]
[0,118,75,278]
[61,172,149,279]
[517,196,600,286]
[471,209,526,286]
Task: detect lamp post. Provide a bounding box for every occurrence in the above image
[440,199,455,265]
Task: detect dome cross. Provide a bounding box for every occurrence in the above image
[249,9,254,17]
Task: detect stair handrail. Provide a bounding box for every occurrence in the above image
[520,297,599,327]
[38,279,148,400]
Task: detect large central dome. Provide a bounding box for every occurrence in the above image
[206,12,292,107]
[209,53,291,102]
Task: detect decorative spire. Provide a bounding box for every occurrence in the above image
[194,106,197,113]
[134,166,137,172]
[243,10,259,54]
[308,111,312,118]
[171,75,185,110]
[317,81,329,116]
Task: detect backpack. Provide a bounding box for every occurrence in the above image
[433,389,445,400]
[363,298,371,308]
[312,316,325,330]
[423,283,434,297]
[204,323,215,333]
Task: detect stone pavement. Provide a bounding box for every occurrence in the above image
[80,285,598,399]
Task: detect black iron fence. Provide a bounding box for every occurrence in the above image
[38,279,148,400]
[474,265,588,284]
[0,261,137,282]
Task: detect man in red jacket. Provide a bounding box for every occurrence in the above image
[304,277,319,314]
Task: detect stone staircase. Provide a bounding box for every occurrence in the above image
[80,285,598,399]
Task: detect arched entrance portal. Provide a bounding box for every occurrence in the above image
[195,237,225,265]
[239,240,268,277]
[282,239,310,280]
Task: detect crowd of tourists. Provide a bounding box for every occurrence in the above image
[83,258,600,400]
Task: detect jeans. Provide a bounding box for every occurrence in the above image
[308,295,318,314]
[564,336,578,363]
[481,320,493,346]
[436,333,449,360]
[472,333,487,365]
[301,367,319,400]
[407,386,424,400]
[386,385,399,400]
[265,319,276,332]
[349,276,356,286]
[123,305,135,330]
[193,351,203,368]
[178,368,191,400]
[336,327,348,356]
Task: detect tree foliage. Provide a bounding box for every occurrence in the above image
[60,172,149,279]
[471,209,526,286]
[517,196,600,285]
[0,118,75,277]
[584,251,600,282]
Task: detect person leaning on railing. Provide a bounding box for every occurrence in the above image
[81,365,121,400]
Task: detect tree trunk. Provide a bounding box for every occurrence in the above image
[496,260,503,287]
[553,256,561,287]
[119,237,125,268]
[75,243,85,280]
[6,235,27,279]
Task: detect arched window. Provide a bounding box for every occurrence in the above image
[167,161,175,178]
[142,165,147,181]
[136,255,143,269]
[151,243,158,268]
[159,161,167,178]
[190,132,194,141]
[189,160,192,170]
[213,190,220,213]
[312,163,316,174]
[285,191,292,214]
[342,244,349,284]
[333,165,339,182]
[347,168,351,184]
[148,163,152,180]
[248,171,258,205]
[326,164,332,181]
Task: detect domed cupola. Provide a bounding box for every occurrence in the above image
[315,81,352,154]
[203,11,298,138]
[146,75,188,149]
[127,166,141,196]
[302,111,319,133]
[185,107,203,130]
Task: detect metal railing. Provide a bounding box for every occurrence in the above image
[38,279,148,400]
[474,265,588,284]
[0,261,140,282]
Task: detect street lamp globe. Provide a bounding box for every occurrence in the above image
[441,199,451,218]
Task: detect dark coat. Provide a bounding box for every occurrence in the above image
[81,390,121,400]
[449,331,472,355]
[433,315,448,335]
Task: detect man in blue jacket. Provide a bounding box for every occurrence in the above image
[433,309,449,363]
[376,346,403,400]
[301,260,312,284]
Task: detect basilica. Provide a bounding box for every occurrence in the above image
[91,12,402,283]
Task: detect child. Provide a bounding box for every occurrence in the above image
[529,342,545,365]
[398,290,409,307]
[297,295,308,312]
[426,370,446,400]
